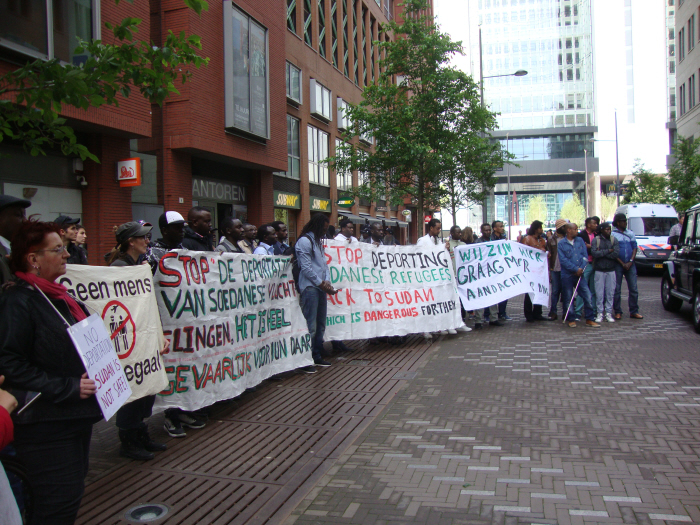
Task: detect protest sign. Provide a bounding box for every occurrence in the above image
[153,251,313,412]
[68,314,132,421]
[61,265,169,403]
[323,241,463,340]
[454,240,549,310]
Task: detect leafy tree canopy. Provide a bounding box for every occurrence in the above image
[668,136,700,213]
[330,0,505,222]
[0,0,209,162]
[622,159,671,205]
[523,194,547,226]
[560,193,585,227]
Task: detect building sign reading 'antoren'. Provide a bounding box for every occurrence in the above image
[192,179,246,204]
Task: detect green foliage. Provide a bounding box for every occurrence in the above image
[623,159,670,205]
[668,136,700,212]
[523,194,547,225]
[0,0,209,162]
[600,193,617,222]
[329,0,504,221]
[560,193,585,227]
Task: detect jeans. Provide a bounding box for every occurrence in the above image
[300,286,327,361]
[13,419,93,525]
[549,271,562,316]
[524,294,543,321]
[574,264,596,317]
[116,394,155,430]
[614,263,639,315]
[561,271,595,321]
[498,300,508,317]
[475,304,496,324]
[594,270,616,316]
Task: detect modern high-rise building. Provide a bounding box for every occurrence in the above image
[675,0,700,143]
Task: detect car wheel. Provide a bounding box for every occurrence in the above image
[661,277,683,312]
[694,289,700,335]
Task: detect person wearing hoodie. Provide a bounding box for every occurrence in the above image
[182,207,214,251]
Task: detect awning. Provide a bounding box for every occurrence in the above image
[383,218,398,226]
[396,220,409,228]
[337,212,365,224]
[359,213,383,225]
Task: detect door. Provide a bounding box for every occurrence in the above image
[688,214,700,294]
[678,212,695,293]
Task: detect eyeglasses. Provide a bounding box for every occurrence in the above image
[35,246,67,255]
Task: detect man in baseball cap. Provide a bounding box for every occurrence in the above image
[54,215,87,265]
[147,211,186,274]
[0,195,31,286]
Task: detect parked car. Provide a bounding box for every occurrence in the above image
[661,203,700,333]
[615,203,678,272]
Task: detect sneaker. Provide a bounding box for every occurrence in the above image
[500,314,512,321]
[605,313,615,323]
[568,321,577,328]
[164,417,186,438]
[594,314,603,323]
[456,325,472,332]
[489,320,504,327]
[314,359,332,367]
[585,320,601,328]
[301,365,317,374]
[447,329,458,335]
[423,332,433,340]
[178,412,206,429]
[439,330,449,335]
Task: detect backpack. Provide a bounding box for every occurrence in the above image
[289,234,313,292]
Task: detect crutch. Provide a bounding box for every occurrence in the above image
[562,263,587,324]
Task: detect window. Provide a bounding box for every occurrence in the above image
[682,212,695,245]
[304,0,312,46]
[331,0,338,67]
[318,0,326,58]
[679,28,685,60]
[337,98,350,130]
[0,0,100,64]
[691,75,697,108]
[286,115,301,179]
[286,61,302,104]
[689,16,695,51]
[224,3,269,139]
[308,125,329,185]
[287,0,297,33]
[336,139,352,190]
[310,79,332,121]
[360,127,373,145]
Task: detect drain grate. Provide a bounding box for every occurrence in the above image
[347,359,372,366]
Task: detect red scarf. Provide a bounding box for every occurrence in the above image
[16,271,88,323]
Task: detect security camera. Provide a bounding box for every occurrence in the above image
[77,175,88,187]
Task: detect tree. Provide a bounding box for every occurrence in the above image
[623,159,671,205]
[668,136,700,212]
[330,0,504,225]
[0,0,209,162]
[560,193,585,226]
[600,193,617,222]
[523,195,547,226]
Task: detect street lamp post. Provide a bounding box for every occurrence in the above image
[590,109,620,208]
[479,26,528,224]
[568,148,588,215]
[506,149,528,239]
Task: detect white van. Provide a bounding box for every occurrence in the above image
[614,203,678,271]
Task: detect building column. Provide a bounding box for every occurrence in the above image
[247,170,275,228]
[158,148,192,217]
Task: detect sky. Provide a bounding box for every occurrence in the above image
[433,0,670,176]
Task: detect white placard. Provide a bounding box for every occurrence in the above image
[68,314,132,421]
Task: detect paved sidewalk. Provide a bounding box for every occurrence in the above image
[289,276,700,525]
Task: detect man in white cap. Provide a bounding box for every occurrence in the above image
[0,195,31,286]
[147,211,186,273]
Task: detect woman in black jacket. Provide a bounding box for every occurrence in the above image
[0,220,99,525]
[108,222,168,461]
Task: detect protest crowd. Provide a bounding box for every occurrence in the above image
[0,194,643,524]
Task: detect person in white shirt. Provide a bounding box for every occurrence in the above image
[334,219,358,242]
[253,224,277,255]
[416,218,471,337]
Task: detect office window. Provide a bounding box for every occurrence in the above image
[224,4,269,139]
[331,0,338,68]
[690,16,695,51]
[310,79,332,121]
[308,125,330,185]
[336,139,352,190]
[691,75,696,108]
[343,0,349,77]
[318,0,326,58]
[337,98,350,130]
[287,0,297,33]
[304,0,312,46]
[285,115,301,179]
[353,0,359,84]
[362,6,368,86]
[679,28,685,60]
[286,61,302,104]
[0,0,99,64]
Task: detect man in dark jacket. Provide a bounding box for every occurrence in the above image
[55,215,88,264]
[182,207,214,251]
[591,222,619,323]
[271,220,290,255]
[148,211,186,273]
[0,195,31,287]
[574,216,599,318]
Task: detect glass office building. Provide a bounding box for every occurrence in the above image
[469,0,599,229]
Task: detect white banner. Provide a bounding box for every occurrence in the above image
[60,265,169,403]
[324,241,463,340]
[454,240,549,310]
[152,251,313,412]
[68,314,132,421]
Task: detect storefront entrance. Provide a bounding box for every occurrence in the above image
[192,177,247,234]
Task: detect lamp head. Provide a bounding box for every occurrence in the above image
[514,70,528,76]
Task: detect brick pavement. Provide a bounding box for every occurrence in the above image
[289,276,700,525]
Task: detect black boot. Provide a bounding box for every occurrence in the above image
[138,423,167,452]
[119,428,155,461]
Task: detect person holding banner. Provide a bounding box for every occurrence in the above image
[520,221,548,322]
[148,211,186,273]
[546,219,568,321]
[239,223,258,254]
[254,224,278,255]
[473,224,502,329]
[217,217,245,254]
[335,219,358,243]
[0,219,100,525]
[109,222,170,460]
[558,223,600,328]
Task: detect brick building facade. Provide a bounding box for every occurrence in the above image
[1,0,432,261]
